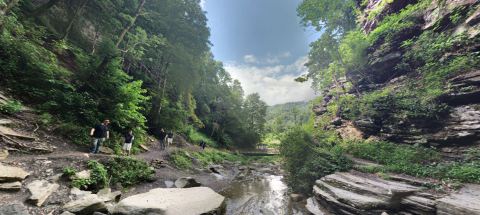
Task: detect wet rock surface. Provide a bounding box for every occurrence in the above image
[112,187,225,215]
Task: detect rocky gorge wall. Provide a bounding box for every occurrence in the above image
[314,0,480,156]
[306,1,480,214]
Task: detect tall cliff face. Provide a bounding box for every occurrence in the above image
[315,0,480,156]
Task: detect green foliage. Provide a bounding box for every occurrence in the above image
[343,141,480,183]
[106,157,155,187]
[339,30,369,71]
[184,126,218,147]
[297,0,356,34]
[72,178,94,189]
[1,0,267,151]
[264,101,311,134]
[280,127,352,194]
[192,148,245,166]
[367,0,394,20]
[62,166,77,177]
[0,100,22,115]
[38,112,54,126]
[70,160,108,190]
[367,0,431,44]
[170,148,246,168]
[55,123,91,146]
[170,150,193,169]
[87,160,109,189]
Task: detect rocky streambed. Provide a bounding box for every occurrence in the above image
[0,153,297,215]
[305,170,480,215]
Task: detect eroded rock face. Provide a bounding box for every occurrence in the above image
[310,171,437,215]
[309,172,480,215]
[112,187,225,215]
[360,0,418,33]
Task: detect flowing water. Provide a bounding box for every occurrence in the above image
[221,175,309,215]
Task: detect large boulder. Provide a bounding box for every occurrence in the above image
[112,187,225,215]
[26,179,60,206]
[0,164,29,182]
[174,177,201,188]
[63,194,107,215]
[437,184,480,215]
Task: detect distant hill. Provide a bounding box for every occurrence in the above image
[265,101,311,134]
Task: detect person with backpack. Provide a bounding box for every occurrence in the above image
[123,129,134,156]
[166,131,174,148]
[159,128,167,150]
[89,119,110,154]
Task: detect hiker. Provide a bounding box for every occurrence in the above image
[199,140,207,150]
[159,128,167,150]
[89,119,110,154]
[166,130,174,148]
[123,129,134,156]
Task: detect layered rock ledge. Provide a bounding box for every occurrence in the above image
[307,171,480,215]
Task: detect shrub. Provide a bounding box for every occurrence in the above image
[70,161,108,190]
[55,123,91,146]
[367,0,431,44]
[0,100,22,115]
[106,157,155,187]
[184,126,218,147]
[343,140,480,183]
[87,160,109,189]
[38,112,54,126]
[192,148,245,166]
[280,127,352,194]
[63,166,77,177]
[170,150,193,169]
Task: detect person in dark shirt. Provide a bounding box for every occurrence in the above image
[123,130,134,156]
[200,140,206,150]
[159,128,167,150]
[89,119,110,154]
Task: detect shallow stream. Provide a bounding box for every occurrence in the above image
[221,174,308,215]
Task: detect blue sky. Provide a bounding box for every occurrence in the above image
[202,0,320,105]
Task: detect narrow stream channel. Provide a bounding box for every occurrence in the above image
[221,174,309,215]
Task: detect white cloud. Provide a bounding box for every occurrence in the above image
[243,54,257,64]
[200,0,206,9]
[243,52,292,65]
[225,56,316,105]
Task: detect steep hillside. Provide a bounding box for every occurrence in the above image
[281,0,480,214]
[340,0,480,154]
[265,101,311,133]
[0,0,268,150]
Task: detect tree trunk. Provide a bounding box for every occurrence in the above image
[90,29,100,55]
[62,0,89,40]
[115,0,146,48]
[31,0,61,16]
